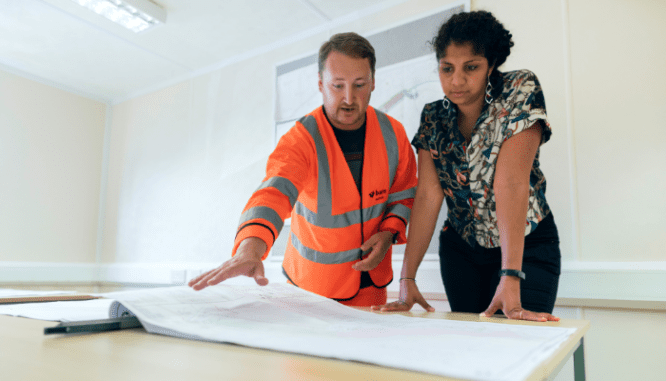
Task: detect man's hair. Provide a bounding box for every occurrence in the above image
[318,32,376,76]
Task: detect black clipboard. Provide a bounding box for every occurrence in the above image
[44,316,142,335]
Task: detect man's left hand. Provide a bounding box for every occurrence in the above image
[352,231,394,271]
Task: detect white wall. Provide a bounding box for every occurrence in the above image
[0,69,106,263]
[567,0,666,261]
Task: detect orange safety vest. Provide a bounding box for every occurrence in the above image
[233,106,417,300]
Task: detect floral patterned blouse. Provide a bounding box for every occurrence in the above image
[412,69,553,249]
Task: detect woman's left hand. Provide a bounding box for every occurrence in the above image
[370,279,435,312]
[480,277,559,322]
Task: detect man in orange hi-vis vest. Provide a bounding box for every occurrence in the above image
[189,32,432,310]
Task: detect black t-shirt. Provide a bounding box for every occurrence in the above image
[323,108,376,290]
[331,123,365,194]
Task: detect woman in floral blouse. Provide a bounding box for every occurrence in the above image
[374,11,561,322]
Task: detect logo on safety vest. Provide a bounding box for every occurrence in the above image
[369,189,387,201]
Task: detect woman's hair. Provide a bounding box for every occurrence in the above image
[432,11,514,77]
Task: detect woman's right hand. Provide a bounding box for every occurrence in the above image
[370,279,435,312]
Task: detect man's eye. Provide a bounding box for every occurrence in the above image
[355,83,365,88]
[333,84,343,89]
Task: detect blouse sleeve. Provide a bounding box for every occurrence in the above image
[503,70,552,145]
[411,101,440,152]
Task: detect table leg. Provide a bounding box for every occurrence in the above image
[573,337,586,381]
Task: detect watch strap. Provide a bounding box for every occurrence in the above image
[498,269,526,280]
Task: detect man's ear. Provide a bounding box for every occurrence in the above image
[318,73,323,93]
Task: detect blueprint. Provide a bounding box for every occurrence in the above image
[0,297,112,321]
[103,283,575,381]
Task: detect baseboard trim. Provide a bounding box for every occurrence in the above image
[0,262,99,283]
[2,261,664,306]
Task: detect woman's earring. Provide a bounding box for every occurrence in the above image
[485,77,493,104]
[443,97,450,109]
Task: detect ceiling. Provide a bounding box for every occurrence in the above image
[0,0,407,104]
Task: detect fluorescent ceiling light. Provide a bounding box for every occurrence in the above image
[70,0,166,33]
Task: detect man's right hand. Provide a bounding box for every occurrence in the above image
[188,237,268,291]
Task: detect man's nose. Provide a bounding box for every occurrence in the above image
[343,85,353,103]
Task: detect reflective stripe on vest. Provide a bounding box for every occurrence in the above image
[290,233,360,264]
[386,202,412,222]
[375,111,399,188]
[237,176,299,235]
[385,187,416,221]
[386,187,416,205]
[238,206,284,235]
[256,176,299,207]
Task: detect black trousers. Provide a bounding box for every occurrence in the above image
[438,213,561,314]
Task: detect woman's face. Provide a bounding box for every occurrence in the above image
[438,42,493,110]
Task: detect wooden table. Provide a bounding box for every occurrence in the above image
[0,311,588,381]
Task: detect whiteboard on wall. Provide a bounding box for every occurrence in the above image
[270,3,468,258]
